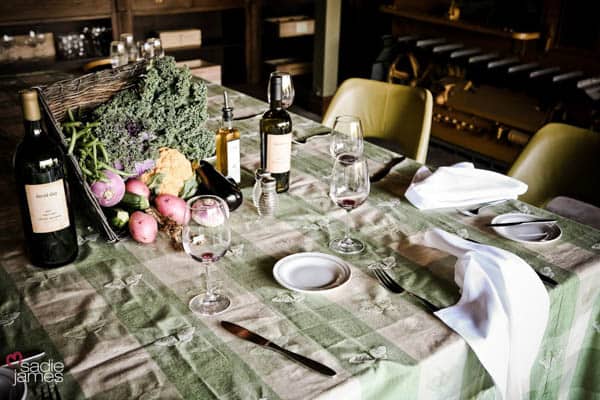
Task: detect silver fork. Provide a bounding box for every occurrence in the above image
[458,199,509,216]
[372,268,439,312]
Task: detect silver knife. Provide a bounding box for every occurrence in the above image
[221,320,336,376]
[487,218,557,227]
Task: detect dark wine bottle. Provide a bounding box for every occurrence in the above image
[260,74,292,193]
[196,160,243,211]
[14,90,78,268]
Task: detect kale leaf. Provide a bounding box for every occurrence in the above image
[92,57,214,173]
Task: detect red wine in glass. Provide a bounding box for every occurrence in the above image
[336,198,366,210]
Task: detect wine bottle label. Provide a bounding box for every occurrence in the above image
[227,139,241,183]
[25,180,70,234]
[266,133,292,173]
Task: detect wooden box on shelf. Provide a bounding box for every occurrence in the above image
[158,29,202,50]
[265,15,315,38]
[265,57,312,76]
[176,59,221,84]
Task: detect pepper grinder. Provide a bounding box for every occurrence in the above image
[253,168,272,208]
[257,176,278,217]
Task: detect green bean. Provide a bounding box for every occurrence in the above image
[67,127,78,154]
[98,143,110,163]
[80,164,93,176]
[98,161,135,177]
[92,142,98,172]
[67,109,75,122]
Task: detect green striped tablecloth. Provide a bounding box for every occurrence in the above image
[1,82,599,400]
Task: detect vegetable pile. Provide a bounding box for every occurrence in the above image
[61,56,216,245]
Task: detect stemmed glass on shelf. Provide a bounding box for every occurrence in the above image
[329,153,370,254]
[182,195,232,316]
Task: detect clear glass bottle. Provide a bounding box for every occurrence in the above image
[215,91,241,183]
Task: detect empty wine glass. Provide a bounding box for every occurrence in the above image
[183,195,232,316]
[329,153,370,254]
[329,115,364,158]
[268,71,295,108]
[110,41,127,68]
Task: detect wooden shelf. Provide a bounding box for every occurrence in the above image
[0,14,112,27]
[380,5,540,41]
[132,3,245,17]
[0,56,104,75]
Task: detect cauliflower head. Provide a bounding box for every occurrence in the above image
[141,147,194,196]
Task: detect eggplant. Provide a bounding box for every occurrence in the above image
[196,160,243,211]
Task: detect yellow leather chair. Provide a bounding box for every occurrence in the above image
[508,123,600,207]
[322,78,433,163]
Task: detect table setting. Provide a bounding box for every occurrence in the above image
[1,65,599,400]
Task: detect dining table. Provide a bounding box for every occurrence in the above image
[1,71,599,400]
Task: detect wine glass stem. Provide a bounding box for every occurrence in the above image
[344,209,351,242]
[203,260,217,303]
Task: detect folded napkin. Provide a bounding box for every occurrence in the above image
[423,229,549,400]
[405,162,527,210]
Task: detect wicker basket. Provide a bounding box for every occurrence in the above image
[36,61,149,242]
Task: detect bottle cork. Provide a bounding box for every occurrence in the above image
[21,90,41,121]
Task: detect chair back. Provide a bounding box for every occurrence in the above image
[508,123,600,207]
[322,78,433,163]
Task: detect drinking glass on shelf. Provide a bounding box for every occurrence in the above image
[329,115,364,158]
[120,33,138,63]
[146,37,164,58]
[268,71,295,109]
[136,40,145,61]
[110,40,128,68]
[329,153,370,254]
[182,195,232,316]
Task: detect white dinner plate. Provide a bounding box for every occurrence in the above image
[0,367,27,400]
[273,252,352,293]
[491,212,562,244]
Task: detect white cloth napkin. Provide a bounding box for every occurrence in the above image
[423,228,549,400]
[405,162,527,210]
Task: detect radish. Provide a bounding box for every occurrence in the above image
[155,194,189,225]
[129,211,158,244]
[125,178,150,199]
[91,170,125,207]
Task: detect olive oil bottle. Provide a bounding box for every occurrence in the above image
[215,91,241,183]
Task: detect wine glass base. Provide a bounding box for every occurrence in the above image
[329,237,365,255]
[189,294,231,316]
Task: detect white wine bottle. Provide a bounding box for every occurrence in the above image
[260,74,292,193]
[14,90,78,268]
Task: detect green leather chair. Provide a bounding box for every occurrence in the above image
[508,123,600,207]
[322,78,433,163]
